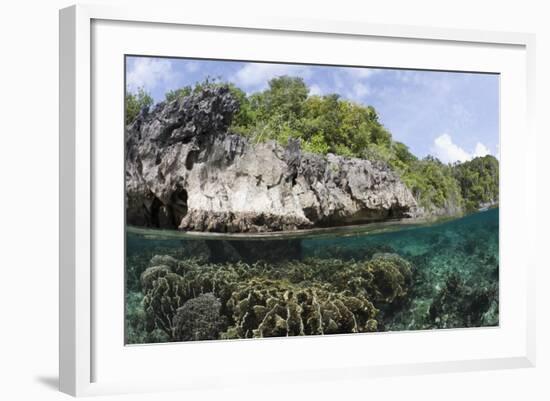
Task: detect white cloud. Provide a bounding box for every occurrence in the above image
[432,134,470,163]
[431,133,492,163]
[126,58,175,92]
[343,82,371,102]
[309,84,323,96]
[473,142,491,158]
[232,63,311,90]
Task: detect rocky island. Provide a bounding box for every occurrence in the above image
[126,83,498,233]
[126,86,423,233]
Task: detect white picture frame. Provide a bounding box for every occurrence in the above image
[59,4,536,397]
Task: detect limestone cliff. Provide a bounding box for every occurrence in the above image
[125,87,418,232]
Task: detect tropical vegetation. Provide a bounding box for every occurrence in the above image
[126,76,498,214]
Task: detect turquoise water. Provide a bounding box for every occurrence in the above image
[126,208,499,344]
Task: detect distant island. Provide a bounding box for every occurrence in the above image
[125,77,498,233]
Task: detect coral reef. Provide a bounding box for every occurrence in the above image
[142,269,186,338]
[173,293,224,341]
[428,272,498,328]
[368,253,413,304]
[367,209,499,331]
[126,208,499,343]
[223,279,378,338]
[137,252,412,341]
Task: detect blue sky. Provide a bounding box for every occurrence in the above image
[126,56,499,163]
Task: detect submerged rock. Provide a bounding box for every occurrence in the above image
[126,86,418,233]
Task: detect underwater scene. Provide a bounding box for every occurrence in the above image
[125,208,498,344]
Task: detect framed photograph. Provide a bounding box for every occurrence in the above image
[59,4,536,396]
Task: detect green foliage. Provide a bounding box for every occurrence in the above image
[253,76,309,122]
[299,94,390,156]
[395,154,500,214]
[164,86,191,102]
[389,141,418,171]
[453,155,499,212]
[125,87,153,125]
[155,76,499,213]
[162,76,389,158]
[302,131,330,155]
[399,156,464,212]
[223,83,257,133]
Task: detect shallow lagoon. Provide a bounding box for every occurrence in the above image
[126,208,498,344]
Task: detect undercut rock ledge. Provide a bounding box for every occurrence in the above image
[125,86,418,233]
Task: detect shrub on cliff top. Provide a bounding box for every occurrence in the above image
[125,87,153,125]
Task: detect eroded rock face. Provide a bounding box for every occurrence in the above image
[126,86,418,232]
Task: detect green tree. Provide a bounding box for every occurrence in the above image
[224,84,257,134]
[298,94,387,157]
[126,87,153,125]
[399,156,463,212]
[165,86,192,102]
[453,155,499,212]
[235,76,309,144]
[257,76,309,122]
[156,76,499,215]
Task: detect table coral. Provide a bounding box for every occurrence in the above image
[139,252,413,340]
[224,278,378,338]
